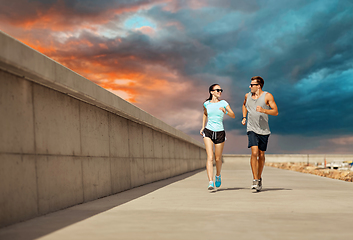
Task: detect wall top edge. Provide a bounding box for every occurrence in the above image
[0,30,204,149]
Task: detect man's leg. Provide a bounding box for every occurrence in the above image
[258,150,265,179]
[257,134,269,180]
[250,146,259,180]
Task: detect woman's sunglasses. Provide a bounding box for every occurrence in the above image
[212,89,223,92]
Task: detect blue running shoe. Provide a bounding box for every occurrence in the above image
[215,175,222,188]
[208,181,214,190]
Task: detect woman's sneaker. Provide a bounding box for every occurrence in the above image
[215,175,222,188]
[208,181,215,190]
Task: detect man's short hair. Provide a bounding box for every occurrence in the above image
[251,76,264,89]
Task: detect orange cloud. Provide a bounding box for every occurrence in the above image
[99,43,109,49]
[19,39,57,56]
[138,26,156,36]
[12,30,192,106]
[15,36,143,103]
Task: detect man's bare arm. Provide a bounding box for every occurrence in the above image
[256,93,278,116]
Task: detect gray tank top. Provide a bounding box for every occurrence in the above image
[246,92,271,135]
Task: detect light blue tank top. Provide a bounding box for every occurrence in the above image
[204,100,228,132]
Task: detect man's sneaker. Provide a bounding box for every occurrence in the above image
[208,181,215,190]
[251,179,258,190]
[256,178,262,191]
[215,175,222,188]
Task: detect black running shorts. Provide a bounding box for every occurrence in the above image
[247,131,270,151]
[203,128,226,144]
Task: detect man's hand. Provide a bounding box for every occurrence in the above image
[256,106,264,113]
[242,118,246,125]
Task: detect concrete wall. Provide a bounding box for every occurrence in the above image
[0,30,206,228]
[223,154,353,164]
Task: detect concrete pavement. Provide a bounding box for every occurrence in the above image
[1,160,353,240]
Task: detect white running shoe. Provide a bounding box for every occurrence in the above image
[251,179,258,190]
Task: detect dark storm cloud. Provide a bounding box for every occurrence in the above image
[197,1,353,80]
[141,0,353,138]
[170,0,353,138]
[49,29,215,78]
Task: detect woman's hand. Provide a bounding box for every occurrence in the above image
[219,107,227,114]
[200,128,204,136]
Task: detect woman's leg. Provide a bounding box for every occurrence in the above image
[203,137,214,181]
[214,142,225,176]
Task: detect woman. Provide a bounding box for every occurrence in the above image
[200,84,235,190]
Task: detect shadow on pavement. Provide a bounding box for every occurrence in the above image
[210,187,292,194]
[253,188,292,193]
[210,187,246,193]
[0,169,204,240]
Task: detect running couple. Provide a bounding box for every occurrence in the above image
[200,76,278,191]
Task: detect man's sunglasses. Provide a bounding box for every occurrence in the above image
[250,84,260,87]
[212,89,223,92]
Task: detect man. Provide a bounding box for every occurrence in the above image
[242,76,278,191]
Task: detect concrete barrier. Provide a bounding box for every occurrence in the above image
[223,154,353,164]
[0,30,206,228]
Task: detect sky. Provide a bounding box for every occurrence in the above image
[1,0,353,154]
